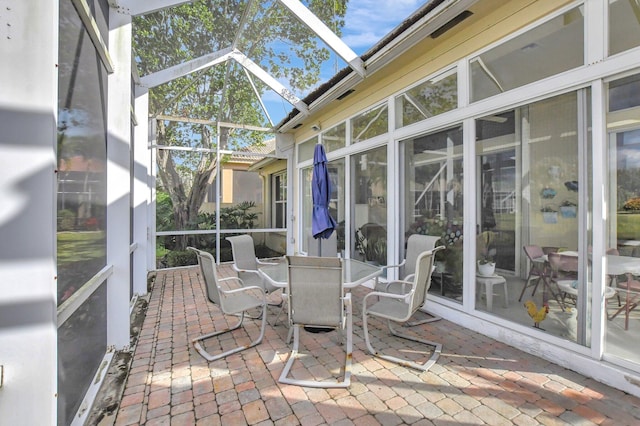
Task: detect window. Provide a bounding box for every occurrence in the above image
[395,69,457,128]
[273,172,287,228]
[609,0,640,56]
[352,147,387,265]
[298,136,317,163]
[322,123,346,153]
[351,103,388,142]
[57,0,109,423]
[475,90,592,346]
[402,126,464,302]
[470,6,584,102]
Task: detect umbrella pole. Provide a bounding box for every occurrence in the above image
[318,238,322,257]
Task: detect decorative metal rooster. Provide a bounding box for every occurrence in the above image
[524,300,549,329]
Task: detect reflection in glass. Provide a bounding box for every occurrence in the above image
[606,125,640,362]
[402,126,463,302]
[57,283,107,426]
[273,172,287,229]
[352,147,387,266]
[608,73,640,112]
[57,2,109,421]
[609,0,640,56]
[322,123,346,153]
[395,70,457,128]
[298,137,317,163]
[474,91,593,346]
[57,0,108,303]
[351,103,388,143]
[470,6,584,102]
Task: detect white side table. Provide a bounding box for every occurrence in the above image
[476,274,508,311]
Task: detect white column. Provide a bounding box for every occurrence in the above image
[0,0,58,423]
[133,89,151,295]
[106,10,132,348]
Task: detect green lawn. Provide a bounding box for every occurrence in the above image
[57,231,106,267]
[617,212,640,241]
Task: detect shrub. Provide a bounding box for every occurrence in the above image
[164,250,198,268]
[58,209,76,231]
[623,197,640,211]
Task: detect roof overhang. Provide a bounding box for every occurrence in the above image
[275,0,479,133]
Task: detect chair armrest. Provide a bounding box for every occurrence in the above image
[363,288,412,306]
[383,279,413,295]
[380,260,406,273]
[219,276,244,284]
[220,285,266,299]
[232,265,262,276]
[257,259,279,266]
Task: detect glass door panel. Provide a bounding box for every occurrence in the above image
[351,147,387,266]
[401,125,464,302]
[606,127,640,362]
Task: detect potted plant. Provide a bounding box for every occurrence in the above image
[477,231,496,277]
[559,200,577,218]
[541,205,558,224]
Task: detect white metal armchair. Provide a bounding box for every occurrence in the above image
[187,247,267,361]
[380,234,443,325]
[227,234,280,298]
[362,247,443,372]
[278,255,352,388]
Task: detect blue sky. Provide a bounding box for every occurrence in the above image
[262,0,423,125]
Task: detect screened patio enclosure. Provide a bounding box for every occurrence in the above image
[6,1,640,425]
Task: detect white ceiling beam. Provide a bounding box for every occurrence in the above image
[155,115,272,132]
[278,0,365,78]
[139,47,234,88]
[230,49,309,115]
[110,0,195,16]
[73,0,114,72]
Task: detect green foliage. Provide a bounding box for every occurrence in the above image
[58,209,76,231]
[164,250,198,268]
[623,197,640,211]
[156,190,175,231]
[219,201,259,229]
[134,1,347,247]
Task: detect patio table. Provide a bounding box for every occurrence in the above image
[259,258,382,290]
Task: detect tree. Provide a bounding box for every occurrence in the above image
[134,0,348,250]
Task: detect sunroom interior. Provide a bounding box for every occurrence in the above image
[42,0,640,423]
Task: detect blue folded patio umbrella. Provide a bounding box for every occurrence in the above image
[311,144,337,253]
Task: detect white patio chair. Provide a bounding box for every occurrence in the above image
[278,255,352,388]
[362,247,443,372]
[187,247,267,362]
[227,234,281,303]
[379,234,443,325]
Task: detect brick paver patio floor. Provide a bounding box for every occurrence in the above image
[113,265,640,425]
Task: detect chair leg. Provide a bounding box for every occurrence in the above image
[519,275,540,302]
[362,310,441,372]
[404,309,442,326]
[278,325,351,388]
[193,305,267,362]
[278,300,352,388]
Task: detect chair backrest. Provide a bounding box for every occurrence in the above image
[307,232,338,257]
[523,245,545,261]
[188,247,222,306]
[286,255,343,327]
[404,234,441,278]
[411,247,441,313]
[227,235,258,270]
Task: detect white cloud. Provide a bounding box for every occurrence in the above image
[342,0,423,53]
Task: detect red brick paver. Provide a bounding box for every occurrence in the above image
[113,266,640,425]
